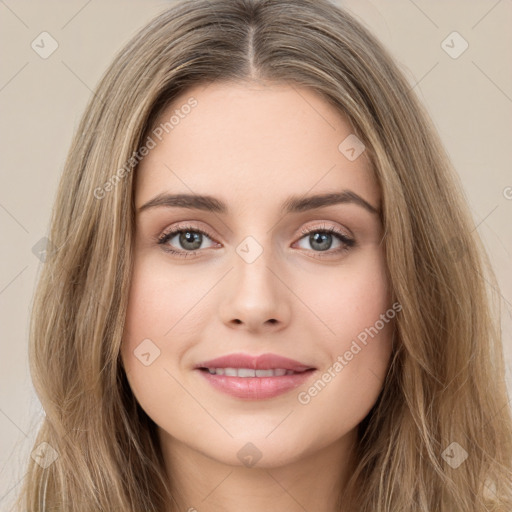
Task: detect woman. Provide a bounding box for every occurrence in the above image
[15,0,512,510]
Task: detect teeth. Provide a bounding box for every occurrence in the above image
[256,369,275,377]
[206,367,294,377]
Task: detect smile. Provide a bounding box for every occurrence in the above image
[202,367,302,377]
[196,366,316,399]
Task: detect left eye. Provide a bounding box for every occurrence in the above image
[295,225,355,254]
[157,223,355,258]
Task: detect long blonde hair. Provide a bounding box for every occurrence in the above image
[15,0,512,510]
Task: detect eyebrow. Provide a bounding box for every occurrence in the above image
[138,190,380,216]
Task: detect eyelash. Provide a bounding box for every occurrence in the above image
[156,223,355,259]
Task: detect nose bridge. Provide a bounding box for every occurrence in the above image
[233,231,278,296]
[218,229,290,329]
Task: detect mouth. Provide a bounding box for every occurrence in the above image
[194,353,317,400]
[197,367,314,377]
[194,352,316,373]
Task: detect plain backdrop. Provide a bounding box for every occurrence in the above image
[1,0,511,508]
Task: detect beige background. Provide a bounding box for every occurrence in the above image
[1,0,511,508]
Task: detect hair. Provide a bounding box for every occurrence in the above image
[14,0,512,510]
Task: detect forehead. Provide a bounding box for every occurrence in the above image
[135,81,379,213]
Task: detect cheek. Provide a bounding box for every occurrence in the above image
[121,264,196,433]
[299,247,392,342]
[120,257,183,404]
[123,266,165,340]
[122,254,198,346]
[296,250,393,426]
[120,253,220,417]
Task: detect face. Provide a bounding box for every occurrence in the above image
[121,81,394,470]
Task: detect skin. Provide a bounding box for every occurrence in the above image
[121,80,394,512]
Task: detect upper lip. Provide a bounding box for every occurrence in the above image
[194,352,315,372]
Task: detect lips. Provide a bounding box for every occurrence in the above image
[194,352,315,373]
[194,352,317,400]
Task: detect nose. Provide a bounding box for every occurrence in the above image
[218,241,291,333]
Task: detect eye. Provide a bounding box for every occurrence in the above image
[156,222,355,259]
[294,223,355,258]
[157,224,219,258]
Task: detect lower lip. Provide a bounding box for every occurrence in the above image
[196,369,316,400]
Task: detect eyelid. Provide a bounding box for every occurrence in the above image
[297,220,353,239]
[156,221,217,244]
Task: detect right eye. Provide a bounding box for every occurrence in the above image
[157,224,219,258]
